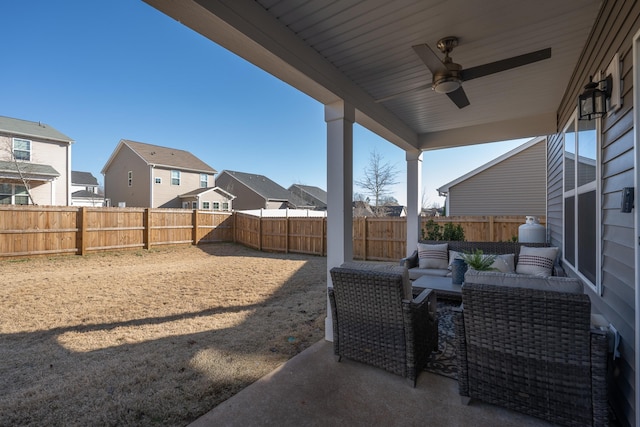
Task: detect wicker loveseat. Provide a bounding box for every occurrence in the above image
[400,240,564,280]
[454,270,608,427]
[328,264,438,386]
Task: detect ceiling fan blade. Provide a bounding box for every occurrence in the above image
[460,47,551,82]
[447,86,470,109]
[412,43,446,74]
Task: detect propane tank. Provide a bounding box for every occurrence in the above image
[518,216,546,243]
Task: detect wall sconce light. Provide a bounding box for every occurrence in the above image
[578,75,613,121]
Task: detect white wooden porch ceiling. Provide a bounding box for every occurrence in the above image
[144,0,602,152]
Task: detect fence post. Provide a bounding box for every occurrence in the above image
[144,208,151,250]
[77,207,87,256]
[363,217,368,261]
[489,216,495,242]
[258,209,262,251]
[192,209,199,245]
[285,215,289,254]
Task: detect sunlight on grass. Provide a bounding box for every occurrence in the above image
[56,311,253,352]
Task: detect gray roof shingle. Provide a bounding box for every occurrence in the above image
[122,140,216,174]
[0,116,73,142]
[72,171,98,186]
[0,160,60,178]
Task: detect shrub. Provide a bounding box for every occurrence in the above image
[421,220,465,241]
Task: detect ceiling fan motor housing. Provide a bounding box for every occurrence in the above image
[433,63,462,93]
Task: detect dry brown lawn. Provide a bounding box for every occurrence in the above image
[0,243,327,426]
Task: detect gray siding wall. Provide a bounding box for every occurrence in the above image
[216,174,266,210]
[449,141,546,216]
[104,145,150,207]
[548,1,638,425]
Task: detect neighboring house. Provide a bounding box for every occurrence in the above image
[178,186,235,211]
[102,139,231,209]
[0,116,73,206]
[71,171,105,207]
[383,204,406,217]
[437,137,547,217]
[288,184,327,210]
[216,170,307,210]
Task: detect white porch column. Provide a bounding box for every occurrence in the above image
[406,150,422,256]
[324,100,354,341]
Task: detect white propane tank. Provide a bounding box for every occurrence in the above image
[518,216,546,243]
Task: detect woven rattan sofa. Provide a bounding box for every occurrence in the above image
[400,240,564,280]
[454,270,608,427]
[328,264,438,386]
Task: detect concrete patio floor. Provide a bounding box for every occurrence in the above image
[189,340,555,427]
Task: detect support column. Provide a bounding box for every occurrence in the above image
[325,100,354,341]
[406,150,422,256]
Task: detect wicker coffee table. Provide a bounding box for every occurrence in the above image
[412,275,462,302]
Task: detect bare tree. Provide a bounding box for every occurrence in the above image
[355,149,399,216]
[2,139,36,205]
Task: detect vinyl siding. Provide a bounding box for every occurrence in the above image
[448,141,546,216]
[549,1,638,424]
[104,145,150,207]
[216,174,266,210]
[152,168,214,208]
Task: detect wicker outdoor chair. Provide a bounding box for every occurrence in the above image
[454,271,609,427]
[329,265,438,386]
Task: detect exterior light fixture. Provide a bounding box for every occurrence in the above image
[578,75,612,121]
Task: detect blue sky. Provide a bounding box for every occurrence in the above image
[2,0,528,206]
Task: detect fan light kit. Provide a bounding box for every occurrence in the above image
[378,36,552,109]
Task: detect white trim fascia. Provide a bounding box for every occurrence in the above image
[631,27,640,426]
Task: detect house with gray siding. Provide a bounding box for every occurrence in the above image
[437,137,547,217]
[288,184,327,210]
[0,116,73,206]
[71,171,104,207]
[102,139,232,209]
[142,1,640,424]
[216,170,308,210]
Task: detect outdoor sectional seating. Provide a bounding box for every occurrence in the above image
[454,270,608,426]
[328,263,438,386]
[400,240,565,281]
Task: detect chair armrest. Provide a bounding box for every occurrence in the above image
[400,250,419,268]
[553,263,566,277]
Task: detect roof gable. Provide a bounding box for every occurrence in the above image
[72,171,99,186]
[219,170,290,200]
[103,139,217,174]
[0,116,73,143]
[437,137,546,193]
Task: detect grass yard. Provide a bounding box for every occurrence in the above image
[0,243,327,426]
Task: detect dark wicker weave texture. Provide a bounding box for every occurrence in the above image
[454,282,608,427]
[329,267,438,386]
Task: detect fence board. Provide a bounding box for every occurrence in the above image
[0,206,543,262]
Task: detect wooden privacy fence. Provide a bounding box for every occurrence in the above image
[0,206,234,258]
[0,206,543,261]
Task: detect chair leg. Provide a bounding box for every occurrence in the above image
[460,396,471,405]
[334,355,342,362]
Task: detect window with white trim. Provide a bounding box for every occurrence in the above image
[200,174,208,188]
[222,202,229,211]
[171,170,180,186]
[202,201,210,209]
[13,138,31,161]
[563,114,599,291]
[0,183,29,205]
[213,201,220,210]
[155,177,162,184]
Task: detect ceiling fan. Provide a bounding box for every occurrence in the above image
[376,37,551,109]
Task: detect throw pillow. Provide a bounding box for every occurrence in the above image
[490,253,516,273]
[417,243,448,269]
[516,246,559,277]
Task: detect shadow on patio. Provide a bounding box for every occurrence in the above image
[190,339,554,427]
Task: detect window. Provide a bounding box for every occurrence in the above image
[222,202,229,211]
[200,174,208,188]
[0,183,29,205]
[13,138,31,161]
[128,171,133,187]
[563,115,599,291]
[202,201,210,209]
[171,170,180,185]
[155,177,162,184]
[213,202,220,210]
